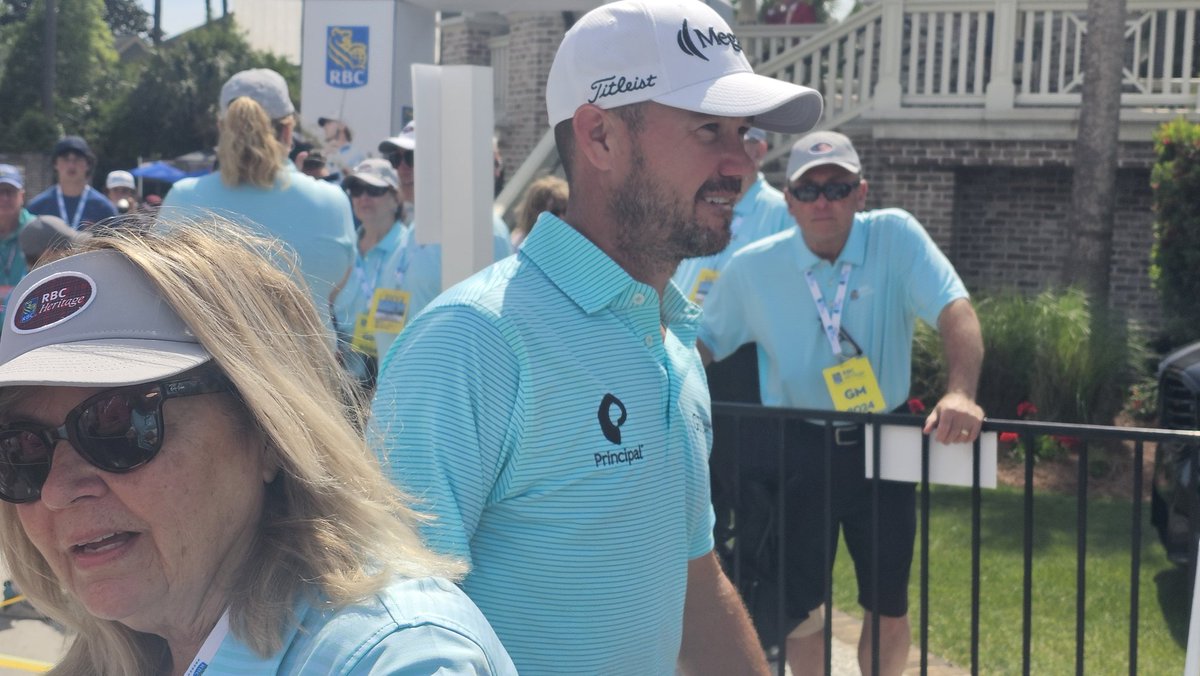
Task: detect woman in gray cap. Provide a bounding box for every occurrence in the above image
[162,69,357,336]
[0,216,515,675]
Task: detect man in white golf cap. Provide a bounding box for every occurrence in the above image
[371,1,822,673]
[105,170,139,214]
[699,130,984,676]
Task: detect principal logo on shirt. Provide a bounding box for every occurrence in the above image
[326,26,368,88]
[597,393,627,445]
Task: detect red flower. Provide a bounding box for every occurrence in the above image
[1016,401,1038,418]
[1053,435,1081,450]
[907,398,926,414]
[999,431,1019,443]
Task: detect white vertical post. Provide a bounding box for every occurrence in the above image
[986,0,1018,111]
[411,64,494,292]
[1187,546,1200,676]
[874,0,905,113]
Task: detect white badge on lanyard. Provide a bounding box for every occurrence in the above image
[55,185,92,230]
[182,609,229,676]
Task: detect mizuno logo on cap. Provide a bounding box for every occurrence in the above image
[676,19,742,61]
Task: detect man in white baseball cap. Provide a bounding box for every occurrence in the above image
[105,170,138,214]
[371,1,822,673]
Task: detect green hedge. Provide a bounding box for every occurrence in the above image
[1151,117,1200,347]
[911,288,1147,425]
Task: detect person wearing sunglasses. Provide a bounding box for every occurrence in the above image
[697,130,984,676]
[332,158,406,386]
[370,121,513,361]
[162,68,356,337]
[0,218,515,675]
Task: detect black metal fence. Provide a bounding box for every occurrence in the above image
[709,401,1200,676]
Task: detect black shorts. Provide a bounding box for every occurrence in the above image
[783,420,916,620]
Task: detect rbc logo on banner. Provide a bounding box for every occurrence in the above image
[326,26,368,88]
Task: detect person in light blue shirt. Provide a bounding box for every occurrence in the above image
[163,69,356,334]
[0,217,513,676]
[331,158,407,384]
[698,130,984,676]
[371,121,513,360]
[672,127,794,305]
[369,1,824,672]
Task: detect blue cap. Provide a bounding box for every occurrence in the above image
[0,164,23,190]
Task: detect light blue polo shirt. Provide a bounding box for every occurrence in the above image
[699,208,968,410]
[332,220,407,346]
[372,214,512,359]
[370,213,716,675]
[201,576,516,674]
[163,165,356,332]
[672,173,794,305]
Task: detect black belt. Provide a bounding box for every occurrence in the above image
[798,421,864,447]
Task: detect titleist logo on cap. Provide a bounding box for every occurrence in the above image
[676,19,742,61]
[589,74,658,103]
[13,272,96,334]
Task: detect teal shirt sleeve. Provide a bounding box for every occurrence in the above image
[344,623,516,675]
[370,305,521,563]
[890,210,969,325]
[696,253,753,361]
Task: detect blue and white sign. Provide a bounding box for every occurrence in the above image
[326,26,369,89]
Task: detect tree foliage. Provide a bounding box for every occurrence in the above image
[94,19,299,174]
[104,0,150,37]
[1150,118,1200,347]
[0,0,118,148]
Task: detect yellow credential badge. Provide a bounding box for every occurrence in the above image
[369,288,411,337]
[689,268,719,305]
[822,356,886,412]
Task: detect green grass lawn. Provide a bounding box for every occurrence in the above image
[830,485,1191,674]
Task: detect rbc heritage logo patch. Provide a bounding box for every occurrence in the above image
[12,273,96,334]
[326,26,368,89]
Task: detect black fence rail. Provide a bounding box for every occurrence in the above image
[709,402,1200,676]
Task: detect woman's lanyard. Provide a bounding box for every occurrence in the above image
[181,609,229,676]
[55,185,92,230]
[804,262,853,357]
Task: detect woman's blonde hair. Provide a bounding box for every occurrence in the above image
[514,174,568,240]
[217,97,293,189]
[0,215,463,675]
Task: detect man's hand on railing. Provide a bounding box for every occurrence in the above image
[923,390,984,444]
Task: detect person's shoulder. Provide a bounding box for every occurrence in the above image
[423,254,527,321]
[860,207,922,231]
[26,187,56,211]
[734,225,797,259]
[161,175,205,205]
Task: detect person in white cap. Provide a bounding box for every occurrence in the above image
[105,170,139,214]
[163,68,356,336]
[369,121,512,361]
[698,130,984,676]
[0,217,515,675]
[672,127,794,305]
[330,158,405,383]
[370,1,822,673]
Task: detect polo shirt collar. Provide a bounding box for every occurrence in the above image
[522,213,642,315]
[372,220,406,257]
[794,213,867,270]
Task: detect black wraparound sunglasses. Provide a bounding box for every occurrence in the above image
[0,368,231,503]
[347,182,392,198]
[789,180,860,203]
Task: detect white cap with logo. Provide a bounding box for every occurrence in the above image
[106,170,136,191]
[546,0,823,134]
[379,120,416,154]
[786,130,862,183]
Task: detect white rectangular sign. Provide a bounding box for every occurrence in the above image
[865,427,998,488]
[300,0,398,176]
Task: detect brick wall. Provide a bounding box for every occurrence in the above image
[440,13,508,67]
[848,137,1161,329]
[495,12,567,175]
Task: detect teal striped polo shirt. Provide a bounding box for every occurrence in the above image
[370,214,716,675]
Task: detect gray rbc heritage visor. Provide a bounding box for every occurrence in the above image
[0,250,211,387]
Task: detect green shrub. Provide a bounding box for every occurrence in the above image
[1150,117,1200,347]
[911,288,1148,425]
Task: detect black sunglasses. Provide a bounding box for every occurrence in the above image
[390,150,414,168]
[347,182,392,198]
[789,180,860,203]
[0,369,231,503]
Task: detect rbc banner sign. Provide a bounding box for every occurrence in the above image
[326,26,368,88]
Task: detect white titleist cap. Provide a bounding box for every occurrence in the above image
[379,120,416,153]
[546,0,823,133]
[0,250,210,387]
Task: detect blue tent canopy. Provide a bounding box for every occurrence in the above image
[129,161,208,184]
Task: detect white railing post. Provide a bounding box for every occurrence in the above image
[875,0,905,112]
[986,0,1018,110]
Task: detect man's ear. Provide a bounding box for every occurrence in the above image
[572,104,620,174]
[856,179,869,210]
